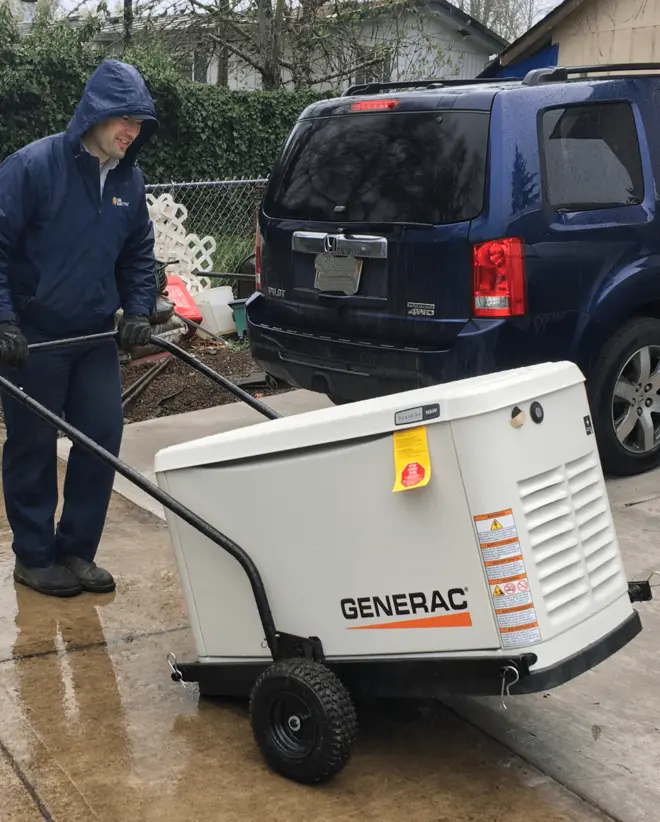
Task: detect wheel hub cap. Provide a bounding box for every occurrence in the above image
[270,694,317,760]
[612,345,660,454]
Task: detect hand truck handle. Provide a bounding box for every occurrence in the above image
[26,331,280,421]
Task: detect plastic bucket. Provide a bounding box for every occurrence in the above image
[193,286,236,336]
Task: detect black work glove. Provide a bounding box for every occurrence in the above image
[149,295,175,326]
[0,323,28,368]
[117,315,152,350]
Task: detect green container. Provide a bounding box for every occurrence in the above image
[229,298,248,340]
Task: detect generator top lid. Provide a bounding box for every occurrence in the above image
[154,361,583,474]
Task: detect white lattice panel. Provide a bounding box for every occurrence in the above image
[147,193,217,295]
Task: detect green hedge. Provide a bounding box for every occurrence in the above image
[0,9,328,182]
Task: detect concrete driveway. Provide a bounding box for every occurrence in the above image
[5,388,660,822]
[0,465,607,822]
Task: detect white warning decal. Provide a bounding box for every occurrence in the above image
[474,508,541,648]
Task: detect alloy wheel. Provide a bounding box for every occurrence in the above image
[612,345,660,454]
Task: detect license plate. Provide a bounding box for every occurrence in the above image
[314,254,363,295]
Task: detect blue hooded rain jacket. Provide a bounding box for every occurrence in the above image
[0,59,159,336]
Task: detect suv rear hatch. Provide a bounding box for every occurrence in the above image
[260,96,491,349]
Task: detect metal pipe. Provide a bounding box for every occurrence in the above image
[122,356,172,409]
[178,314,230,347]
[28,331,279,420]
[0,372,279,656]
[144,178,267,191]
[150,337,280,420]
[28,331,118,351]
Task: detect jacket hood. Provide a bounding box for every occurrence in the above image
[67,59,159,162]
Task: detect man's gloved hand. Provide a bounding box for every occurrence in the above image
[117,315,152,350]
[0,323,28,368]
[149,295,175,326]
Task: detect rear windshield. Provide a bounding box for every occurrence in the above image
[264,110,490,225]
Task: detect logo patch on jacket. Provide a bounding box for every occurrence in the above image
[112,197,130,207]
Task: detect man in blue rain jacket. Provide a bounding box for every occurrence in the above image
[0,59,159,597]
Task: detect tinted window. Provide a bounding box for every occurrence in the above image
[264,111,490,225]
[541,103,643,211]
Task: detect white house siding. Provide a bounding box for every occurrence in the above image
[207,7,492,90]
[553,0,660,66]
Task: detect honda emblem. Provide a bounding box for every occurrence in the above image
[323,235,338,254]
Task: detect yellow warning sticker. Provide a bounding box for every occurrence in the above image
[392,426,431,492]
[491,519,503,530]
[492,585,504,597]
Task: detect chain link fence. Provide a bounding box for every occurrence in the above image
[145,179,268,274]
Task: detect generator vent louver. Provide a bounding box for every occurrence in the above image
[517,453,624,626]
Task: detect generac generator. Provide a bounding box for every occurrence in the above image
[152,360,651,783]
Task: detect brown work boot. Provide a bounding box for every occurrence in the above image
[14,559,83,598]
[60,555,116,594]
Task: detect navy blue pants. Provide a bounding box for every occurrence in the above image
[0,334,123,568]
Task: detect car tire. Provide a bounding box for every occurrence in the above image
[327,394,353,406]
[588,317,660,476]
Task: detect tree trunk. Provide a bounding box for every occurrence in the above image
[123,0,133,50]
[215,19,229,86]
[261,58,283,89]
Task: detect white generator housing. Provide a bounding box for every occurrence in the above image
[155,362,636,681]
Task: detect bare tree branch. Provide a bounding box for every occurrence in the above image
[207,31,265,73]
[127,0,484,90]
[305,55,385,86]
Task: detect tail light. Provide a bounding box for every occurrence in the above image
[473,238,526,317]
[255,229,262,291]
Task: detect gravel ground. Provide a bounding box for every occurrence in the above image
[122,337,287,423]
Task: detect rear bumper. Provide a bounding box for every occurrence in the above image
[246,294,515,400]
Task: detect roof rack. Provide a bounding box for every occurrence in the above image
[523,63,660,86]
[343,77,522,96]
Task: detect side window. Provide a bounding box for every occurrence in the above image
[541,102,644,211]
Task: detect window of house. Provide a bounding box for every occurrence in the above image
[541,102,644,211]
[352,48,392,86]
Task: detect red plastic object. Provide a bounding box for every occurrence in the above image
[166,275,203,324]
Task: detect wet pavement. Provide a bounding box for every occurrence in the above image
[0,465,608,822]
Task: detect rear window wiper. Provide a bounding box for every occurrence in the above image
[555,201,638,212]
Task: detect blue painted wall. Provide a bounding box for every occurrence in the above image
[479,43,559,79]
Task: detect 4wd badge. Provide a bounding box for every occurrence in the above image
[407,301,435,317]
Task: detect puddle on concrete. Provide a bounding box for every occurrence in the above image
[0,470,607,821]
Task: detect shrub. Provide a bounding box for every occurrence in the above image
[0,8,329,182]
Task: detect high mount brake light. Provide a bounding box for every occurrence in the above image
[473,238,527,318]
[349,99,400,112]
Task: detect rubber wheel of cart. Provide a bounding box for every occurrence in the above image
[249,659,357,784]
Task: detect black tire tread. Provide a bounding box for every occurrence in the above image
[249,659,357,784]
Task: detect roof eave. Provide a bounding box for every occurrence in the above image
[500,0,587,66]
[426,0,509,52]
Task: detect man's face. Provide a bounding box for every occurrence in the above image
[90,115,142,161]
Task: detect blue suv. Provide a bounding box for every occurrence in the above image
[247,64,660,476]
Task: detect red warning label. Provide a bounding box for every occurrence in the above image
[401,462,425,487]
[392,427,431,492]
